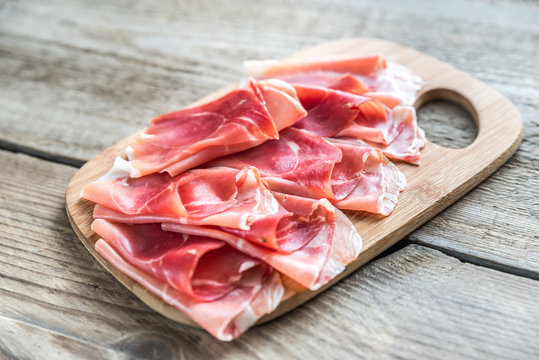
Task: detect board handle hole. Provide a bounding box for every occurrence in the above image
[415,88,478,149]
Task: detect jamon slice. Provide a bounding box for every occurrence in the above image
[294,85,401,144]
[93,220,283,341]
[164,193,362,290]
[290,85,425,163]
[329,139,406,214]
[340,107,426,165]
[210,128,405,214]
[121,78,305,178]
[245,55,422,108]
[82,167,287,231]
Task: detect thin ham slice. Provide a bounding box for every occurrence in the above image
[245,55,422,108]
[340,107,426,165]
[118,78,305,178]
[210,128,405,215]
[93,220,283,341]
[82,167,286,232]
[294,85,401,144]
[289,85,425,164]
[163,193,362,290]
[329,138,406,214]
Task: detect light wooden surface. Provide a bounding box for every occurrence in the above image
[3,151,539,359]
[65,37,523,327]
[1,0,539,358]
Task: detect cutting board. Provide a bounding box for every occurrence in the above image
[65,38,523,328]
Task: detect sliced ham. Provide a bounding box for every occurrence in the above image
[163,193,362,290]
[288,85,425,164]
[293,85,401,144]
[339,107,426,165]
[210,128,405,215]
[116,78,306,178]
[329,138,406,214]
[82,167,287,231]
[93,220,283,341]
[245,55,422,108]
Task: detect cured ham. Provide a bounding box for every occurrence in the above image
[288,85,425,164]
[163,193,362,290]
[78,52,425,341]
[342,107,426,164]
[118,78,306,178]
[82,167,287,232]
[92,219,283,341]
[245,55,422,108]
[210,128,405,215]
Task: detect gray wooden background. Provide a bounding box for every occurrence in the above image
[1,0,538,359]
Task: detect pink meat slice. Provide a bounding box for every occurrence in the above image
[210,128,405,214]
[163,193,362,290]
[244,55,422,108]
[245,55,386,78]
[209,128,342,200]
[341,107,426,165]
[128,78,306,178]
[93,222,283,341]
[290,85,425,163]
[82,167,287,232]
[329,139,406,215]
[293,85,403,144]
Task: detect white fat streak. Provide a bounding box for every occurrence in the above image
[384,61,423,106]
[139,132,153,139]
[125,146,134,161]
[287,140,300,156]
[97,147,140,181]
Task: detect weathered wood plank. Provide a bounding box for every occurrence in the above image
[1,150,538,358]
[0,0,537,275]
[0,315,128,360]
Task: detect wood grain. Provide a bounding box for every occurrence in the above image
[1,0,538,356]
[65,38,523,328]
[1,0,537,276]
[2,152,539,358]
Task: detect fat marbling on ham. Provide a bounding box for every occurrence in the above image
[80,53,425,341]
[210,128,406,215]
[291,85,425,164]
[244,54,422,108]
[92,220,283,341]
[82,166,288,233]
[164,193,362,291]
[119,78,306,178]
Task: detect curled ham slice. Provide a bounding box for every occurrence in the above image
[163,193,362,290]
[341,107,426,165]
[93,220,283,341]
[82,167,286,231]
[289,85,425,164]
[245,55,421,108]
[118,78,305,178]
[294,85,403,145]
[329,139,406,214]
[210,128,405,215]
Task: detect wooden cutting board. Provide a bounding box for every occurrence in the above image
[65,38,523,328]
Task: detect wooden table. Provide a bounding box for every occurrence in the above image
[1,0,538,358]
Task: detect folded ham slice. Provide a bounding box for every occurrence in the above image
[92,220,283,341]
[245,55,422,108]
[164,193,362,290]
[115,78,306,178]
[210,128,405,215]
[82,167,287,232]
[340,107,426,165]
[286,85,425,164]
